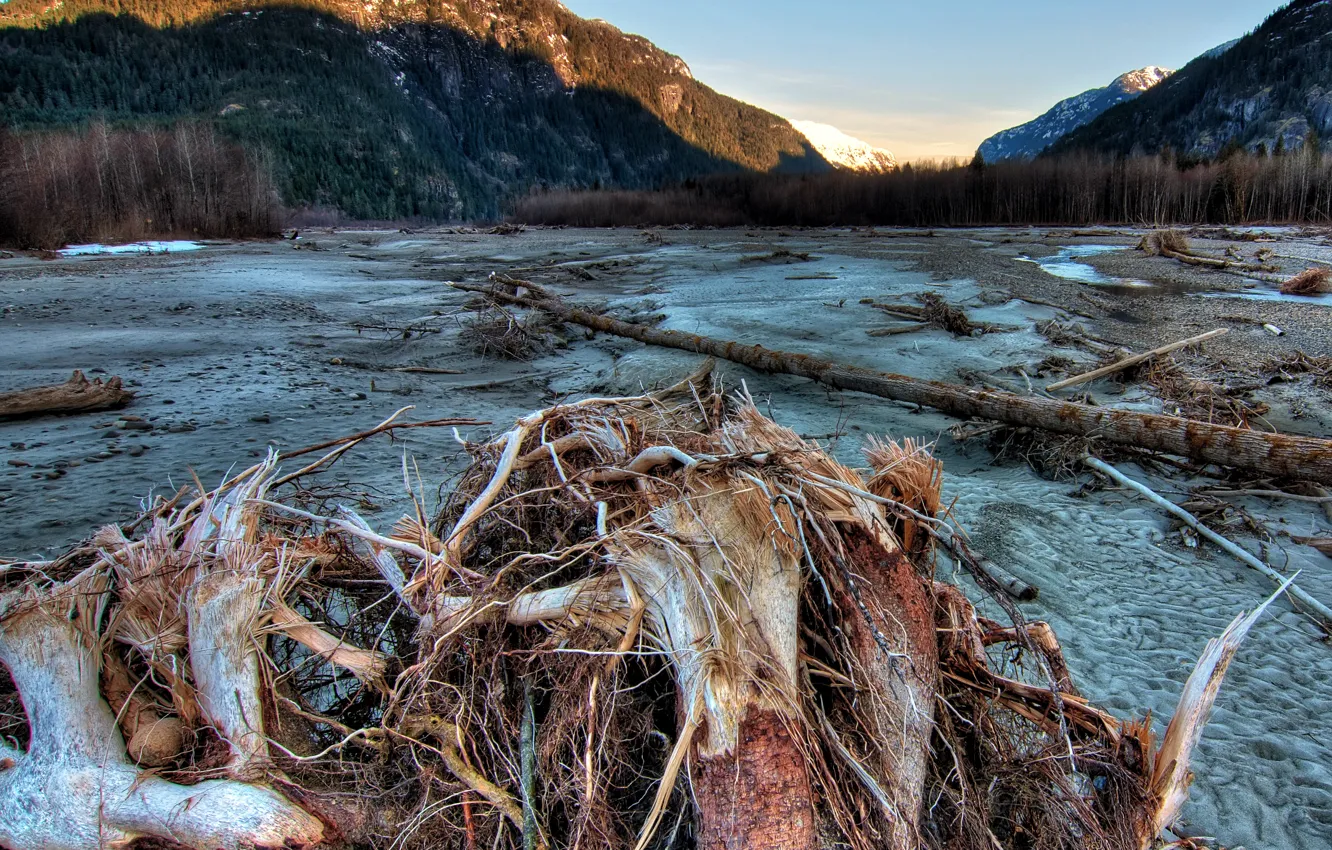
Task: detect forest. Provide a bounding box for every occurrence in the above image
[515,146,1332,228]
[0,4,822,222]
[0,122,280,248]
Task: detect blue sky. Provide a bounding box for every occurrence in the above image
[561,1,1285,161]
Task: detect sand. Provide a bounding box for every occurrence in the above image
[2,226,1331,848]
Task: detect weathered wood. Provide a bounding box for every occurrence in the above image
[0,370,134,419]
[1084,456,1332,630]
[454,280,1332,485]
[1046,329,1228,392]
[1162,246,1270,273]
[970,553,1040,601]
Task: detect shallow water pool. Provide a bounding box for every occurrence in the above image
[1017,245,1153,288]
[1201,283,1332,307]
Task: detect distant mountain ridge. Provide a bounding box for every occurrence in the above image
[979,66,1173,162]
[0,0,829,219]
[790,121,896,173]
[1052,1,1332,158]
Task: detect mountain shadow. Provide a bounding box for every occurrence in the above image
[0,6,830,219]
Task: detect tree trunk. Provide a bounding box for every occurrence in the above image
[692,709,818,850]
[0,370,134,419]
[457,280,1332,484]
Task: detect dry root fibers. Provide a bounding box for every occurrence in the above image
[0,368,1275,850]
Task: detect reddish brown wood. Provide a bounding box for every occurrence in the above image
[692,709,818,850]
[834,535,936,849]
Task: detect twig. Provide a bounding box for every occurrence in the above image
[1084,456,1332,631]
[390,366,465,375]
[1047,329,1228,392]
[522,679,539,850]
[280,414,487,463]
[1199,489,1332,504]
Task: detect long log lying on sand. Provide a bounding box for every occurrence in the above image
[0,370,134,419]
[455,279,1332,484]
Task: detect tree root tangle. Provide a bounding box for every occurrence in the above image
[0,373,1282,850]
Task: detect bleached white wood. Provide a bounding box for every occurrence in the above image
[187,567,271,779]
[0,586,323,850]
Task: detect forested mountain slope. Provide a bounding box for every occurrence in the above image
[1052,0,1332,158]
[0,0,827,219]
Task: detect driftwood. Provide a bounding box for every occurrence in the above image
[0,370,134,419]
[969,552,1039,601]
[867,323,928,337]
[1084,456,1332,629]
[1047,329,1228,392]
[455,278,1332,485]
[0,384,1287,850]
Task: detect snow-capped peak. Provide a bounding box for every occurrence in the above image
[1113,66,1173,93]
[791,120,896,173]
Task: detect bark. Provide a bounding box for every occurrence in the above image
[0,584,323,850]
[832,534,937,849]
[457,281,1332,484]
[0,370,134,419]
[692,709,817,850]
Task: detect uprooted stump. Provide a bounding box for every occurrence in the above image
[0,374,1274,850]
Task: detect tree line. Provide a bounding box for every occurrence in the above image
[514,148,1332,228]
[0,121,280,248]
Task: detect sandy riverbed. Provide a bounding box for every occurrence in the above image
[2,226,1330,848]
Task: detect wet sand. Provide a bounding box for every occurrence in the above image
[2,226,1331,848]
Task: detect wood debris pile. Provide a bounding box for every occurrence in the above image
[0,373,1276,850]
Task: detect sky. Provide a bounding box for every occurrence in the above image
[560,1,1287,162]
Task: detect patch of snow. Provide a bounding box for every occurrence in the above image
[790,120,896,173]
[1113,66,1172,93]
[1201,38,1241,59]
[59,241,205,257]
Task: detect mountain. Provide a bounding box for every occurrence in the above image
[979,66,1172,162]
[0,0,828,220]
[1052,1,1332,158]
[790,121,896,172]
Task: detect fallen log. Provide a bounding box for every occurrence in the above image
[1047,329,1228,392]
[0,370,134,419]
[970,552,1039,602]
[455,279,1332,484]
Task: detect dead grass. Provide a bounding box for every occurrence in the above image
[1262,351,1332,389]
[988,427,1099,480]
[1138,356,1270,429]
[920,292,977,335]
[741,248,813,263]
[1279,267,1332,295]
